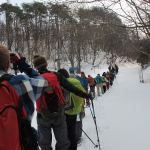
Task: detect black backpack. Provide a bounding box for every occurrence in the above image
[63,88,74,111]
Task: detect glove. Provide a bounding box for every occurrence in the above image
[86,101,90,107]
[10,52,25,65]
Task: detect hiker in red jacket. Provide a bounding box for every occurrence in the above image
[87,75,95,98]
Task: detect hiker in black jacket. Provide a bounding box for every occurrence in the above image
[33,55,92,150]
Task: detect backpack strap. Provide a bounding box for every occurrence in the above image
[0,74,14,93]
[0,74,14,83]
[39,96,44,110]
[0,74,23,114]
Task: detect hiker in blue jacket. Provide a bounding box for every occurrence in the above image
[108,65,111,71]
[94,74,105,96]
[80,72,88,93]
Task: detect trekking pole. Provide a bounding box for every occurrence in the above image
[13,63,18,75]
[76,123,98,148]
[89,92,101,150]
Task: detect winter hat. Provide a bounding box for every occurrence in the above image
[69,74,76,79]
[81,72,85,77]
[33,55,47,70]
[69,67,75,74]
[58,69,69,78]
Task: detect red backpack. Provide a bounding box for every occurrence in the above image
[0,74,38,150]
[36,73,66,119]
[88,76,94,86]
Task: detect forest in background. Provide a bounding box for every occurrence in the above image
[0,0,150,72]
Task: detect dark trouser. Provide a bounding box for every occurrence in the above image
[76,113,82,142]
[65,114,77,150]
[103,85,106,93]
[80,105,85,118]
[37,114,70,150]
[110,78,113,86]
[106,82,109,89]
[116,69,118,74]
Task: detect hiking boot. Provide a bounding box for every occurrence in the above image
[77,138,82,147]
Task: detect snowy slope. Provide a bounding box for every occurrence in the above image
[32,64,150,150]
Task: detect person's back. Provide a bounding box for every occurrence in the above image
[33,58,91,150]
[65,77,85,115]
[33,57,70,150]
[102,73,109,90]
[0,44,48,150]
[94,74,104,96]
[108,65,111,71]
[115,64,119,74]
[87,75,95,98]
[80,72,88,93]
[58,69,86,150]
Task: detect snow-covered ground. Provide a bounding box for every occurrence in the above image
[32,64,150,150]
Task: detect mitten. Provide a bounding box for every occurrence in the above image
[10,52,25,65]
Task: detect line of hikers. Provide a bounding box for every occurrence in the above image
[79,64,119,98]
[0,43,119,150]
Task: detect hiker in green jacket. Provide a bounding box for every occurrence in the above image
[94,73,105,96]
[58,69,86,150]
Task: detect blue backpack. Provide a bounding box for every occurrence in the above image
[76,75,88,89]
[96,76,101,83]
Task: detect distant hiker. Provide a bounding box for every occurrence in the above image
[103,72,110,90]
[102,74,108,93]
[57,69,87,150]
[94,74,105,96]
[80,72,88,93]
[108,65,111,71]
[69,67,88,92]
[115,64,119,74]
[111,66,116,74]
[0,44,48,150]
[33,57,92,150]
[107,71,115,86]
[87,75,95,98]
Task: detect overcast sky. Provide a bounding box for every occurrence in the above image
[0,0,114,6]
[0,0,38,6]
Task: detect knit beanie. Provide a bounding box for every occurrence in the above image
[33,55,47,70]
[69,67,75,74]
[58,69,69,78]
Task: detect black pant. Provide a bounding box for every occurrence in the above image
[103,85,106,93]
[76,113,82,142]
[37,114,70,150]
[65,114,77,150]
